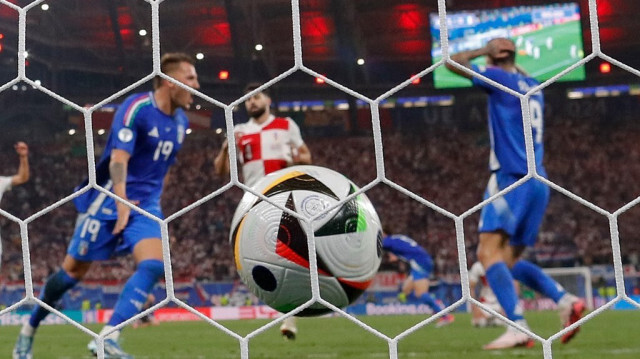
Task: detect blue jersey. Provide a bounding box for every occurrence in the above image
[73,92,188,219]
[382,234,431,265]
[471,64,545,176]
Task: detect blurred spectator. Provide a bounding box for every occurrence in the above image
[1,110,640,285]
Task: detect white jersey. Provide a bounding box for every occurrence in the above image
[0,176,12,203]
[234,115,304,187]
[0,176,12,269]
[469,261,498,304]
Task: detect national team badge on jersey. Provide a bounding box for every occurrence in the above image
[118,128,134,143]
[78,240,89,256]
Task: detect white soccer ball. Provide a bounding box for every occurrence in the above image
[230,165,383,316]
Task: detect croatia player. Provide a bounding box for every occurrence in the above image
[469,261,505,327]
[445,38,585,349]
[13,53,199,359]
[0,142,30,273]
[382,227,454,327]
[214,83,312,340]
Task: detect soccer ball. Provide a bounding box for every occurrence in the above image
[230,165,383,316]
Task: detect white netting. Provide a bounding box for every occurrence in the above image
[0,0,637,358]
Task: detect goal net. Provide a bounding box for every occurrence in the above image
[0,0,633,358]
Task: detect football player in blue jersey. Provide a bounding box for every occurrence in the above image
[13,53,199,359]
[382,227,454,327]
[445,38,585,349]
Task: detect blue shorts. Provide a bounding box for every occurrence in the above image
[409,257,433,280]
[67,211,162,261]
[478,172,549,247]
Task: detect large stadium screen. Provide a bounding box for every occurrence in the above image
[430,3,586,89]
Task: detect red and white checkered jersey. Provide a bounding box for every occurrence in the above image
[469,261,498,304]
[234,115,304,187]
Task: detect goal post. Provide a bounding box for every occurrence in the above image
[543,266,593,310]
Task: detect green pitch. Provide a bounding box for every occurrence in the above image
[1,310,639,358]
[433,20,586,89]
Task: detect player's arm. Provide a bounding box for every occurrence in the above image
[213,139,231,176]
[445,47,489,79]
[11,141,29,186]
[110,149,135,234]
[292,143,312,165]
[288,119,310,165]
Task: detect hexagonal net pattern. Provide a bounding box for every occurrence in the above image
[0,0,638,358]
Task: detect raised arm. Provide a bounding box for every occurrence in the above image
[11,142,29,186]
[110,148,134,234]
[445,47,489,79]
[213,139,231,176]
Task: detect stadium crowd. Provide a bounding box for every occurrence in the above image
[1,110,640,284]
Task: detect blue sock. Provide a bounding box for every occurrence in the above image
[511,260,565,303]
[108,259,163,327]
[29,269,79,328]
[419,293,444,313]
[485,262,523,321]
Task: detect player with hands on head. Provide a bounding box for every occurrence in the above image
[13,52,199,359]
[214,83,311,341]
[445,38,585,349]
[0,141,30,273]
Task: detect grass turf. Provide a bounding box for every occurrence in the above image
[1,310,638,358]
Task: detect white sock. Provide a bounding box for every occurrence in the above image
[98,325,120,341]
[512,319,530,331]
[20,322,35,337]
[558,293,577,307]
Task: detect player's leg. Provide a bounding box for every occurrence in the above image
[478,174,537,349]
[413,277,454,327]
[90,215,164,358]
[91,239,163,358]
[510,256,565,302]
[508,179,585,343]
[413,278,440,311]
[478,233,525,324]
[13,256,90,359]
[14,213,114,359]
[280,316,298,340]
[397,276,414,303]
[479,234,533,349]
[473,297,505,327]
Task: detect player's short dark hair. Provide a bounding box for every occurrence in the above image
[153,52,195,89]
[244,82,271,98]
